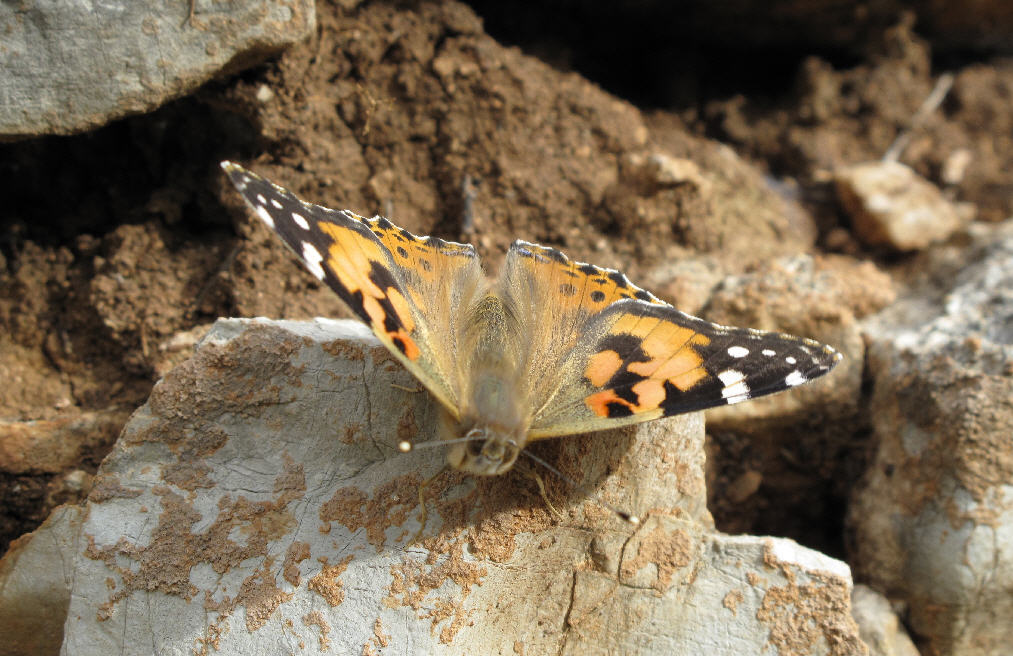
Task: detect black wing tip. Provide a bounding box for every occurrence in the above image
[805,339,844,373]
[220,161,272,196]
[684,330,845,410]
[825,345,844,369]
[220,160,251,181]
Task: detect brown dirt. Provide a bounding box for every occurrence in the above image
[1,0,1010,560]
[691,20,1013,227]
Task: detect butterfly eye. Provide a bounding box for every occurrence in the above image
[464,427,486,440]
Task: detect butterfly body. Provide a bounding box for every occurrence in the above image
[449,293,529,474]
[222,161,842,477]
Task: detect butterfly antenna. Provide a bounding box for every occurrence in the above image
[398,435,483,453]
[520,450,640,525]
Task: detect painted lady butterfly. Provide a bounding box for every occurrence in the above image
[223,162,841,477]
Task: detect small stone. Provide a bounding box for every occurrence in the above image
[835,160,964,251]
[941,148,973,186]
[726,470,763,504]
[646,154,708,190]
[256,84,275,104]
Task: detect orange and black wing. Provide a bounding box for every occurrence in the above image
[498,241,842,438]
[222,162,484,417]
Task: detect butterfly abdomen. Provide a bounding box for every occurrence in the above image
[459,294,529,433]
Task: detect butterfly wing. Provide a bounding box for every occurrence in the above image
[499,241,842,438]
[222,162,484,417]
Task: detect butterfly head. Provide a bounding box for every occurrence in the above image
[446,425,522,476]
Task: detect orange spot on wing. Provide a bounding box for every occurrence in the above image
[630,332,710,382]
[585,349,624,387]
[585,390,631,417]
[319,223,386,298]
[631,378,665,409]
[386,288,416,332]
[641,322,692,355]
[668,367,708,391]
[612,313,654,336]
[391,331,421,360]
[361,296,386,327]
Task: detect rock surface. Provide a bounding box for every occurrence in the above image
[1,318,865,655]
[850,585,919,656]
[0,0,315,138]
[850,222,1013,656]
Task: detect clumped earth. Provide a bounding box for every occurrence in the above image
[0,0,1009,567]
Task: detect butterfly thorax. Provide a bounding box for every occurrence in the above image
[444,293,531,475]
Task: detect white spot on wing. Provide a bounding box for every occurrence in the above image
[718,369,750,403]
[718,370,744,385]
[762,349,775,357]
[255,205,275,229]
[291,212,310,230]
[727,346,749,358]
[270,198,283,209]
[256,194,267,205]
[785,356,797,365]
[785,370,806,387]
[302,241,325,280]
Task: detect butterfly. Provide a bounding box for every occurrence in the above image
[222,161,842,478]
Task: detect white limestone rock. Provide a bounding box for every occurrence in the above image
[1,318,864,654]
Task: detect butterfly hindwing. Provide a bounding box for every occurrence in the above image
[499,242,841,438]
[222,162,484,417]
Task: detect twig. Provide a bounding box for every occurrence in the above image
[883,72,954,163]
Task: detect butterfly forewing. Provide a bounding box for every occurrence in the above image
[222,162,484,417]
[498,244,842,438]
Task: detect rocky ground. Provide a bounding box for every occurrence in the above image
[0,1,1010,655]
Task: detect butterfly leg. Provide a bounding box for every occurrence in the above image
[522,467,565,522]
[408,466,449,546]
